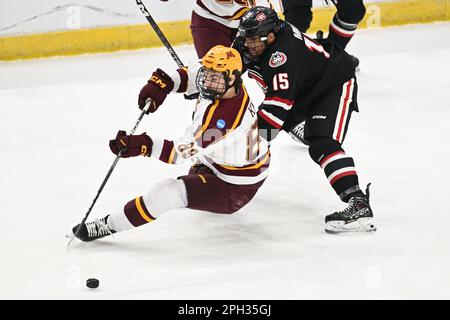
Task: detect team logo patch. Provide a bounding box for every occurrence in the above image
[269,51,287,68]
[256,12,266,22]
[216,119,226,129]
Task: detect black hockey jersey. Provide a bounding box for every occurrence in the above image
[247,23,356,139]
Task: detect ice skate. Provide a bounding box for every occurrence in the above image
[288,121,309,146]
[71,215,116,242]
[325,184,376,234]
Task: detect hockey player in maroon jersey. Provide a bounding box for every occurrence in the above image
[71,46,270,242]
[234,6,376,233]
[160,0,272,57]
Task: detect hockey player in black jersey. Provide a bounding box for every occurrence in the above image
[280,0,366,145]
[234,6,376,233]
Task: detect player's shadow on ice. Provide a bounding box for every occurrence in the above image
[68,198,322,255]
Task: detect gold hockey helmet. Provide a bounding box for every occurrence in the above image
[197,45,243,100]
[201,45,243,77]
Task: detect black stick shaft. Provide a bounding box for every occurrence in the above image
[135,1,202,100]
[68,105,149,249]
[135,0,184,68]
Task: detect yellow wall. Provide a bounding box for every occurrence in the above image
[1,0,449,61]
[309,0,450,31]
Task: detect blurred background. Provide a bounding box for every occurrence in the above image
[1,0,448,61]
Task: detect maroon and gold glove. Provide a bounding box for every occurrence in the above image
[138,68,174,114]
[109,130,153,158]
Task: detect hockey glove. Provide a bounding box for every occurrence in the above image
[109,130,153,158]
[138,68,174,114]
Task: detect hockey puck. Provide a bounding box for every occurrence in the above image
[86,278,99,289]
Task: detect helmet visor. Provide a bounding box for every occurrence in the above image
[196,67,228,101]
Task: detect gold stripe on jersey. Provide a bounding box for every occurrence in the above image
[194,99,221,140]
[231,86,249,130]
[199,85,249,147]
[218,86,249,141]
[228,7,250,20]
[135,197,154,222]
[168,146,176,164]
[220,150,270,171]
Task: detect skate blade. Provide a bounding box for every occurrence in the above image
[65,233,75,239]
[325,217,376,234]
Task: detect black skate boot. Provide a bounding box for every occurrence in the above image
[288,121,309,146]
[71,215,116,242]
[325,184,376,234]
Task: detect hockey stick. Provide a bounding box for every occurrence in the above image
[135,0,184,68]
[68,1,187,249]
[135,1,199,99]
[66,101,151,250]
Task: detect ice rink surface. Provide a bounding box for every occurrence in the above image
[1,23,450,299]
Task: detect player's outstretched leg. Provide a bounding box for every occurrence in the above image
[325,183,376,234]
[72,178,188,242]
[71,171,263,242]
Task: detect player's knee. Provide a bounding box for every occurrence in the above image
[337,0,366,24]
[224,199,246,214]
[284,6,313,32]
[142,178,188,218]
[225,191,256,214]
[308,136,342,164]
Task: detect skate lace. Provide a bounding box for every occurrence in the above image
[337,198,357,216]
[86,219,112,238]
[337,184,371,217]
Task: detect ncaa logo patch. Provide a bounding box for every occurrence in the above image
[216,119,226,129]
[269,51,287,68]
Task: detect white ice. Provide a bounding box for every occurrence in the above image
[1,22,450,299]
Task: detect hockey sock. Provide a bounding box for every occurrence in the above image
[319,150,364,202]
[309,137,364,202]
[107,178,188,232]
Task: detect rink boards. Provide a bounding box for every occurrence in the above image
[1,0,449,61]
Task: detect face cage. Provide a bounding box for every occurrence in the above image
[196,67,231,101]
[236,34,267,65]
